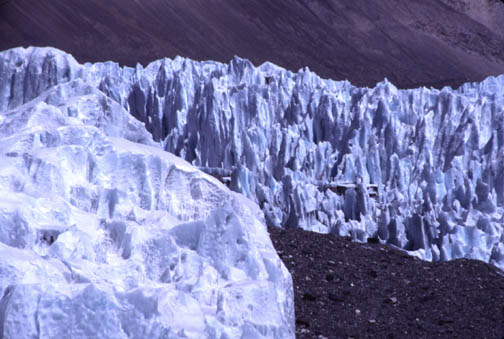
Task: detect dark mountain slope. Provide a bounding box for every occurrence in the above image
[1,0,504,89]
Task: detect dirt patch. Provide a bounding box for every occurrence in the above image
[269,226,504,339]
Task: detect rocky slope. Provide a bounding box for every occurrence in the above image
[269,226,504,339]
[1,0,504,89]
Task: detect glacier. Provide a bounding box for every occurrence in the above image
[0,45,504,337]
[0,48,294,339]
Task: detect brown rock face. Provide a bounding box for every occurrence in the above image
[1,0,504,89]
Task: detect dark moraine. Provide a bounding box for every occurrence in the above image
[269,226,504,339]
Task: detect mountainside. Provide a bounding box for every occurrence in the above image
[1,0,504,89]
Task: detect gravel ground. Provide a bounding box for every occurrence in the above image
[268,226,504,339]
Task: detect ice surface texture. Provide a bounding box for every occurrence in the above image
[0,45,504,268]
[2,47,504,269]
[2,47,504,267]
[0,47,294,339]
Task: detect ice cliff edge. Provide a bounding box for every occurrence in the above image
[0,47,294,339]
[4,46,501,270]
[2,46,504,268]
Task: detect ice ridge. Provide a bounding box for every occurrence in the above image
[1,46,504,271]
[0,47,294,339]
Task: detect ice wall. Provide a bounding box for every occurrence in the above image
[1,47,504,272]
[0,48,294,339]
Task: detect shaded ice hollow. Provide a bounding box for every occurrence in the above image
[0,48,294,339]
[0,46,504,336]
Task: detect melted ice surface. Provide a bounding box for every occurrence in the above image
[0,48,294,339]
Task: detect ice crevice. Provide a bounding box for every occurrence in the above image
[0,46,504,337]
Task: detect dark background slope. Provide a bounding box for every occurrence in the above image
[1,0,504,89]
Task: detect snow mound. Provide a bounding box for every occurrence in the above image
[0,48,294,338]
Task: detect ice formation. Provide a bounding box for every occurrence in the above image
[0,48,294,339]
[0,45,504,336]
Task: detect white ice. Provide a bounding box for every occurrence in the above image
[0,47,294,339]
[1,44,504,337]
